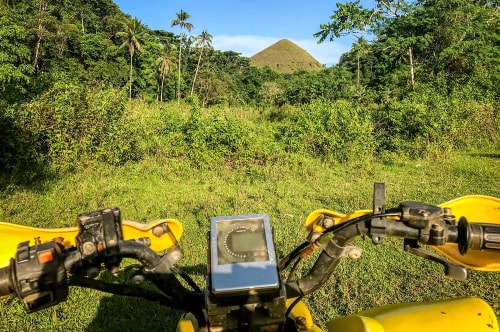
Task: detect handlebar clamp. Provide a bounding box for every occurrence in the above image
[76,208,123,274]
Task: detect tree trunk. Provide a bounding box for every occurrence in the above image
[177,33,182,106]
[356,53,360,90]
[129,52,133,99]
[34,34,42,70]
[160,71,165,102]
[81,14,85,33]
[409,46,415,87]
[191,47,204,96]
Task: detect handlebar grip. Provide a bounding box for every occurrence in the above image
[469,223,500,251]
[0,265,13,296]
[458,217,500,254]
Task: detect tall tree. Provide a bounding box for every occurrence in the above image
[314,0,373,42]
[30,0,55,71]
[316,0,420,87]
[190,29,212,96]
[0,11,34,102]
[372,0,417,87]
[314,1,372,90]
[156,42,174,102]
[171,10,193,105]
[117,17,146,99]
[351,36,369,91]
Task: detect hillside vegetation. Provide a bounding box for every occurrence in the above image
[250,39,325,73]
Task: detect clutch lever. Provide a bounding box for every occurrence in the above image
[404,239,467,280]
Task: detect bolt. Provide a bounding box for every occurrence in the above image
[82,242,96,255]
[322,217,335,229]
[295,316,307,327]
[431,223,443,231]
[170,250,182,262]
[348,247,362,259]
[152,225,166,237]
[131,274,145,285]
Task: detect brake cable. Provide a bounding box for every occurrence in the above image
[317,211,402,241]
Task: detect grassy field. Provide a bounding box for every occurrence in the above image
[0,149,499,331]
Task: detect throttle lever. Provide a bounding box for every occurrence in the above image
[404,239,467,280]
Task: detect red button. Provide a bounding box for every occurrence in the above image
[38,249,54,264]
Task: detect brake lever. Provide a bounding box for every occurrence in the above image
[404,239,467,280]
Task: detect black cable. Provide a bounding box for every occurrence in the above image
[171,266,202,293]
[279,241,311,270]
[286,257,302,283]
[285,296,303,321]
[318,211,402,241]
[69,276,178,307]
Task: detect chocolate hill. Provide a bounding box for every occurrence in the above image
[250,39,324,74]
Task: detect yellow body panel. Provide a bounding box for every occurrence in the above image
[176,319,196,332]
[0,219,183,268]
[327,297,499,332]
[305,195,500,271]
[285,298,323,331]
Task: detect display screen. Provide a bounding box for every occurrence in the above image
[210,214,280,295]
[217,218,270,264]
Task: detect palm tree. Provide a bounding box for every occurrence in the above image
[117,17,146,99]
[190,30,212,96]
[156,43,174,102]
[351,36,369,91]
[171,10,193,105]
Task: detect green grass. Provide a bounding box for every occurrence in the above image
[0,151,499,331]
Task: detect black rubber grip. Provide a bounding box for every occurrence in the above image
[469,223,500,251]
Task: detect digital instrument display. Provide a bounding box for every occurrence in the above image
[216,217,269,264]
[209,214,280,295]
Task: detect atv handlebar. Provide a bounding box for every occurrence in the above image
[0,195,499,317]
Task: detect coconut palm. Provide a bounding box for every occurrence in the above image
[171,10,193,105]
[156,43,174,102]
[351,36,369,91]
[117,17,146,99]
[190,30,212,96]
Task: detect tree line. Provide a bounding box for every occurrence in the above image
[2,0,498,107]
[0,0,498,179]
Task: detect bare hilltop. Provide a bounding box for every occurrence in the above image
[250,39,324,74]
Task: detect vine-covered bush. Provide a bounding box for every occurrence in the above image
[374,85,500,158]
[278,100,375,162]
[10,82,129,170]
[181,107,251,166]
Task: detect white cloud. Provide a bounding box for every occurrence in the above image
[212,35,350,66]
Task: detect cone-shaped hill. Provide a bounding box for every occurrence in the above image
[250,39,324,74]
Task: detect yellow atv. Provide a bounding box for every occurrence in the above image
[0,183,499,331]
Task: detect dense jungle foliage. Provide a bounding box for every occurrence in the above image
[0,0,499,180]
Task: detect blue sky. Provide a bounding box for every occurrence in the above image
[113,0,372,66]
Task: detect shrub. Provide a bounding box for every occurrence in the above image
[374,86,500,159]
[279,100,375,162]
[181,107,251,166]
[14,82,129,170]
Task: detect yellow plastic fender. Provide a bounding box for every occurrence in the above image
[0,218,183,268]
[285,298,323,331]
[326,297,499,332]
